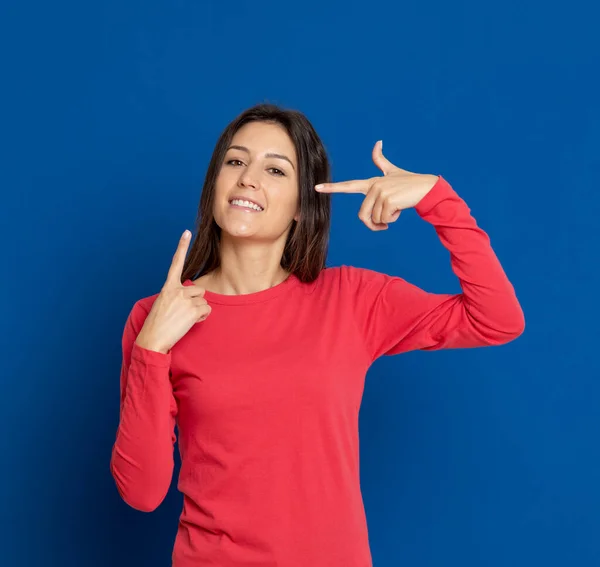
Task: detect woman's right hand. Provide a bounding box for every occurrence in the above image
[135,230,211,354]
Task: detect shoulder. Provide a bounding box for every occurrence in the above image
[320,264,393,283]
[315,264,397,295]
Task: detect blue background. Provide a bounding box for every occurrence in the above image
[2,1,598,565]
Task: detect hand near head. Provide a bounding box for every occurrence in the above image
[315,141,439,231]
[135,230,212,354]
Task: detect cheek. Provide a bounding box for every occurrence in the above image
[275,182,299,211]
[212,176,230,211]
[288,191,300,217]
[269,196,298,224]
[214,173,228,197]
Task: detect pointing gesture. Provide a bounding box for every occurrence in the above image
[135,230,212,354]
[315,141,439,231]
[165,230,194,289]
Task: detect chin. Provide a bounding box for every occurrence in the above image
[220,220,260,239]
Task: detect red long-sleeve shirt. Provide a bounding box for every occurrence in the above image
[110,175,524,566]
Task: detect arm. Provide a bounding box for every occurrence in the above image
[348,175,525,361]
[109,300,178,512]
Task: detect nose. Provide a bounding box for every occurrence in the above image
[238,167,260,190]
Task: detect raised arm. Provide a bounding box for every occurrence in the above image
[341,174,524,360]
[110,229,211,511]
[317,141,524,361]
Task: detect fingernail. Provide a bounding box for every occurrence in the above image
[315,184,324,190]
[183,230,190,238]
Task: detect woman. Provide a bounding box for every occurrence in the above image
[110,103,524,567]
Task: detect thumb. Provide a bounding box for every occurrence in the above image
[372,140,396,175]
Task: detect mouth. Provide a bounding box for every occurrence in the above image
[228,197,264,212]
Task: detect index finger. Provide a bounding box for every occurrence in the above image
[165,230,191,287]
[315,178,372,194]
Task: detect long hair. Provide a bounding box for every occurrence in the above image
[181,103,332,284]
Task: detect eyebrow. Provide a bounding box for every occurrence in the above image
[226,145,295,171]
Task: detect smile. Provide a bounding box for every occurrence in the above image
[229,199,264,212]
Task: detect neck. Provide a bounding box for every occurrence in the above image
[208,236,290,295]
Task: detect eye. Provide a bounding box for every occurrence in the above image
[226,159,244,166]
[269,168,285,177]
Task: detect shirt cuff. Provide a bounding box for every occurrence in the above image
[131,341,172,367]
[414,175,455,217]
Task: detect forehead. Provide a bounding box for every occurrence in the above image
[230,122,297,163]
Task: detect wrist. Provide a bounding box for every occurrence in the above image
[420,174,440,194]
[135,335,169,355]
[414,174,451,216]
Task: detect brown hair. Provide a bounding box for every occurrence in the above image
[181,103,332,284]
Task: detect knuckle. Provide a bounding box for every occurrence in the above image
[160,286,174,298]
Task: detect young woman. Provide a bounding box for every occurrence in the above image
[110,103,524,567]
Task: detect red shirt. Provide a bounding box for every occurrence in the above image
[110,175,524,566]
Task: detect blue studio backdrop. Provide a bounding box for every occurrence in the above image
[2,1,599,566]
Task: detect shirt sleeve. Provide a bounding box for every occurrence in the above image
[109,299,178,512]
[345,175,525,362]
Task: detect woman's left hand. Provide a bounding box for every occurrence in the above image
[315,140,439,231]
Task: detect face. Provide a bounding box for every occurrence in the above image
[212,121,300,241]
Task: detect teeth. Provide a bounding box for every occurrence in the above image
[230,199,263,211]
